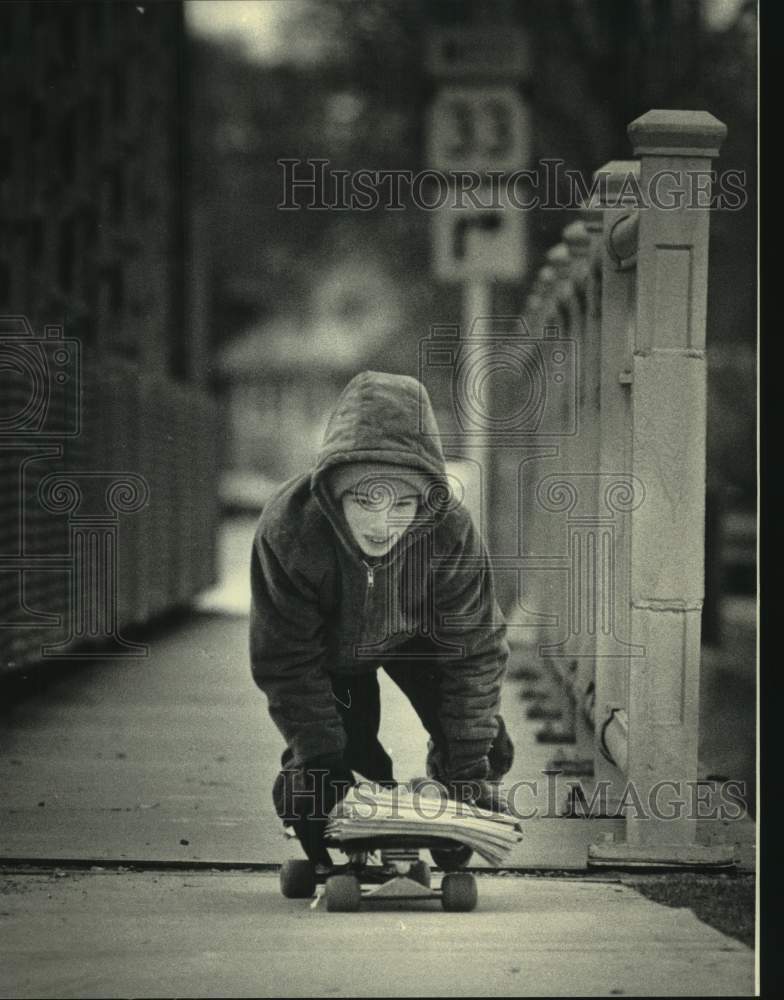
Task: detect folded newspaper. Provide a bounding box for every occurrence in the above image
[326,784,523,865]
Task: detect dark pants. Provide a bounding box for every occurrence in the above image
[272,654,514,863]
[272,662,442,865]
[322,661,514,783]
[329,661,445,782]
[274,662,442,800]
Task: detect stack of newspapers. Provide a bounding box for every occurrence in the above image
[326,784,523,865]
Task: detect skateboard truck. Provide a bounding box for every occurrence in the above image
[280,841,478,912]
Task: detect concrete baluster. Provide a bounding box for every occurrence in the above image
[590,110,731,865]
[546,220,602,773]
[523,263,558,333]
[546,243,578,338]
[511,262,562,698]
[589,160,643,815]
[563,221,592,329]
[520,243,581,743]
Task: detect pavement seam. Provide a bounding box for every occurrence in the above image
[0,857,630,879]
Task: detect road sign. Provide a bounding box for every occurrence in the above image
[427,27,530,80]
[427,85,529,173]
[431,185,527,281]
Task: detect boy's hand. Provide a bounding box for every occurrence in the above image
[488,715,515,780]
[302,753,355,816]
[446,739,492,782]
[276,754,355,822]
[428,732,513,814]
[447,778,510,815]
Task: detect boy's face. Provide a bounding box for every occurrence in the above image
[341,480,420,557]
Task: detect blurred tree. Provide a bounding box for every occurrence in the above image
[190,0,755,496]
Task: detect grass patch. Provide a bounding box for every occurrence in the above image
[622,873,755,948]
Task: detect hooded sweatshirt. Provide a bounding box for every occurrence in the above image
[249,370,509,770]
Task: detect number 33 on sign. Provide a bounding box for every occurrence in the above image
[427,85,529,173]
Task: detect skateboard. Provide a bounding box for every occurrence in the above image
[277,775,518,911]
[279,835,478,912]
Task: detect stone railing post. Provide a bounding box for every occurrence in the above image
[546,242,579,336]
[588,160,642,810]
[555,219,601,767]
[590,110,729,864]
[523,263,557,333]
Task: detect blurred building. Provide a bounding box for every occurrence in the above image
[218,252,404,510]
[0,1,220,673]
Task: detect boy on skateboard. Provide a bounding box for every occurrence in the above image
[250,370,514,866]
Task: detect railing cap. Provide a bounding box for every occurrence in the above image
[563,220,590,251]
[580,203,604,230]
[590,160,641,205]
[627,109,727,158]
[546,242,570,265]
[534,264,557,290]
[581,210,604,231]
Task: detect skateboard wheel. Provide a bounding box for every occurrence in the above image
[430,844,473,871]
[280,860,317,899]
[325,874,361,912]
[409,860,431,888]
[441,873,478,912]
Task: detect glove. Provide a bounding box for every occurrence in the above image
[447,777,511,815]
[442,726,512,815]
[446,739,492,782]
[441,715,515,782]
[304,753,355,818]
[425,740,490,788]
[273,753,355,823]
[487,714,515,780]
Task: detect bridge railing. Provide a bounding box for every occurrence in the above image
[509,109,732,866]
[0,348,221,672]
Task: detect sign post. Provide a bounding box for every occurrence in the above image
[426,26,531,520]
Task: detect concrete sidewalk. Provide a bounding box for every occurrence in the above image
[0,607,751,869]
[0,609,624,867]
[0,515,756,997]
[0,515,754,869]
[0,868,754,998]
